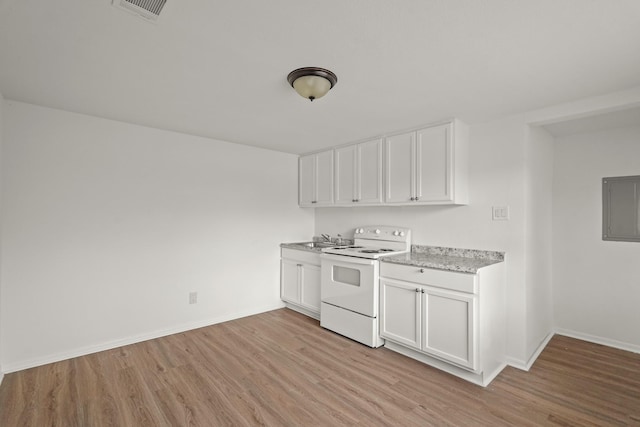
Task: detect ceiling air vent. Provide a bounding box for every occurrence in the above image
[112,0,167,22]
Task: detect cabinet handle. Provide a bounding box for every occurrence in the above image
[311,200,317,204]
[421,289,425,293]
[415,288,420,293]
[410,197,415,201]
[419,268,425,273]
[297,264,302,267]
[414,197,419,201]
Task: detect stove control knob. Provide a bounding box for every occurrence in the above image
[375,229,380,234]
[354,229,360,234]
[356,228,363,234]
[393,230,399,236]
[399,231,405,237]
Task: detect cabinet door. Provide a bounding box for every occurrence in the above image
[300,264,321,312]
[281,259,300,303]
[380,279,422,349]
[334,145,357,205]
[384,132,414,203]
[357,139,383,204]
[415,123,452,202]
[422,288,476,370]
[315,150,334,205]
[299,154,316,207]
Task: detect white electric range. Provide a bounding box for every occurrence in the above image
[320,226,411,347]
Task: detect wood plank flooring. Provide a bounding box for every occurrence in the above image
[1,308,639,426]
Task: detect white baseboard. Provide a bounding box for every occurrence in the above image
[506,331,554,371]
[555,328,640,354]
[283,303,320,320]
[506,329,640,372]
[2,303,285,373]
[0,372,4,387]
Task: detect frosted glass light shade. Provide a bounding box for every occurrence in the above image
[287,67,337,101]
[292,75,332,100]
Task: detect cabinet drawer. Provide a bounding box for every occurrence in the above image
[380,262,477,294]
[281,248,321,266]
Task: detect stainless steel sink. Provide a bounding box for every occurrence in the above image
[298,241,335,248]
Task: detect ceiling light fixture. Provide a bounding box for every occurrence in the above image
[287,67,338,101]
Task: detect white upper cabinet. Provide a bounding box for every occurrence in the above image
[315,150,334,205]
[416,124,451,202]
[299,118,468,207]
[384,120,468,205]
[335,138,383,206]
[384,132,414,203]
[299,155,316,206]
[358,139,384,204]
[334,144,356,205]
[299,150,334,207]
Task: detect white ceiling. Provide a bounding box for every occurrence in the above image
[542,105,640,137]
[1,0,640,154]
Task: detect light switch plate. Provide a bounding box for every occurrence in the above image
[492,206,510,221]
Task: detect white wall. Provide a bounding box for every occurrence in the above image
[524,125,554,359]
[553,124,640,351]
[0,91,4,383]
[315,116,534,365]
[0,100,314,371]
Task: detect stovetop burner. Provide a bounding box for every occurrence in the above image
[321,226,412,259]
[323,245,408,259]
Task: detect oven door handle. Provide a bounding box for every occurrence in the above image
[320,253,377,265]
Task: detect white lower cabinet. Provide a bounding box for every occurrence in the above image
[423,288,475,368]
[281,248,321,318]
[379,279,422,349]
[381,279,476,369]
[380,261,505,387]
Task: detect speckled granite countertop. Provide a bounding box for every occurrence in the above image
[381,245,505,274]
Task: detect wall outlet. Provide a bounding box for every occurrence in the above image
[492,206,510,221]
[189,292,198,304]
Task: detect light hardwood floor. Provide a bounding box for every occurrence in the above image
[0,308,639,426]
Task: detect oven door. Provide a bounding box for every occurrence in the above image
[320,253,379,318]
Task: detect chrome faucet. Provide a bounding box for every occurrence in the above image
[321,233,331,242]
